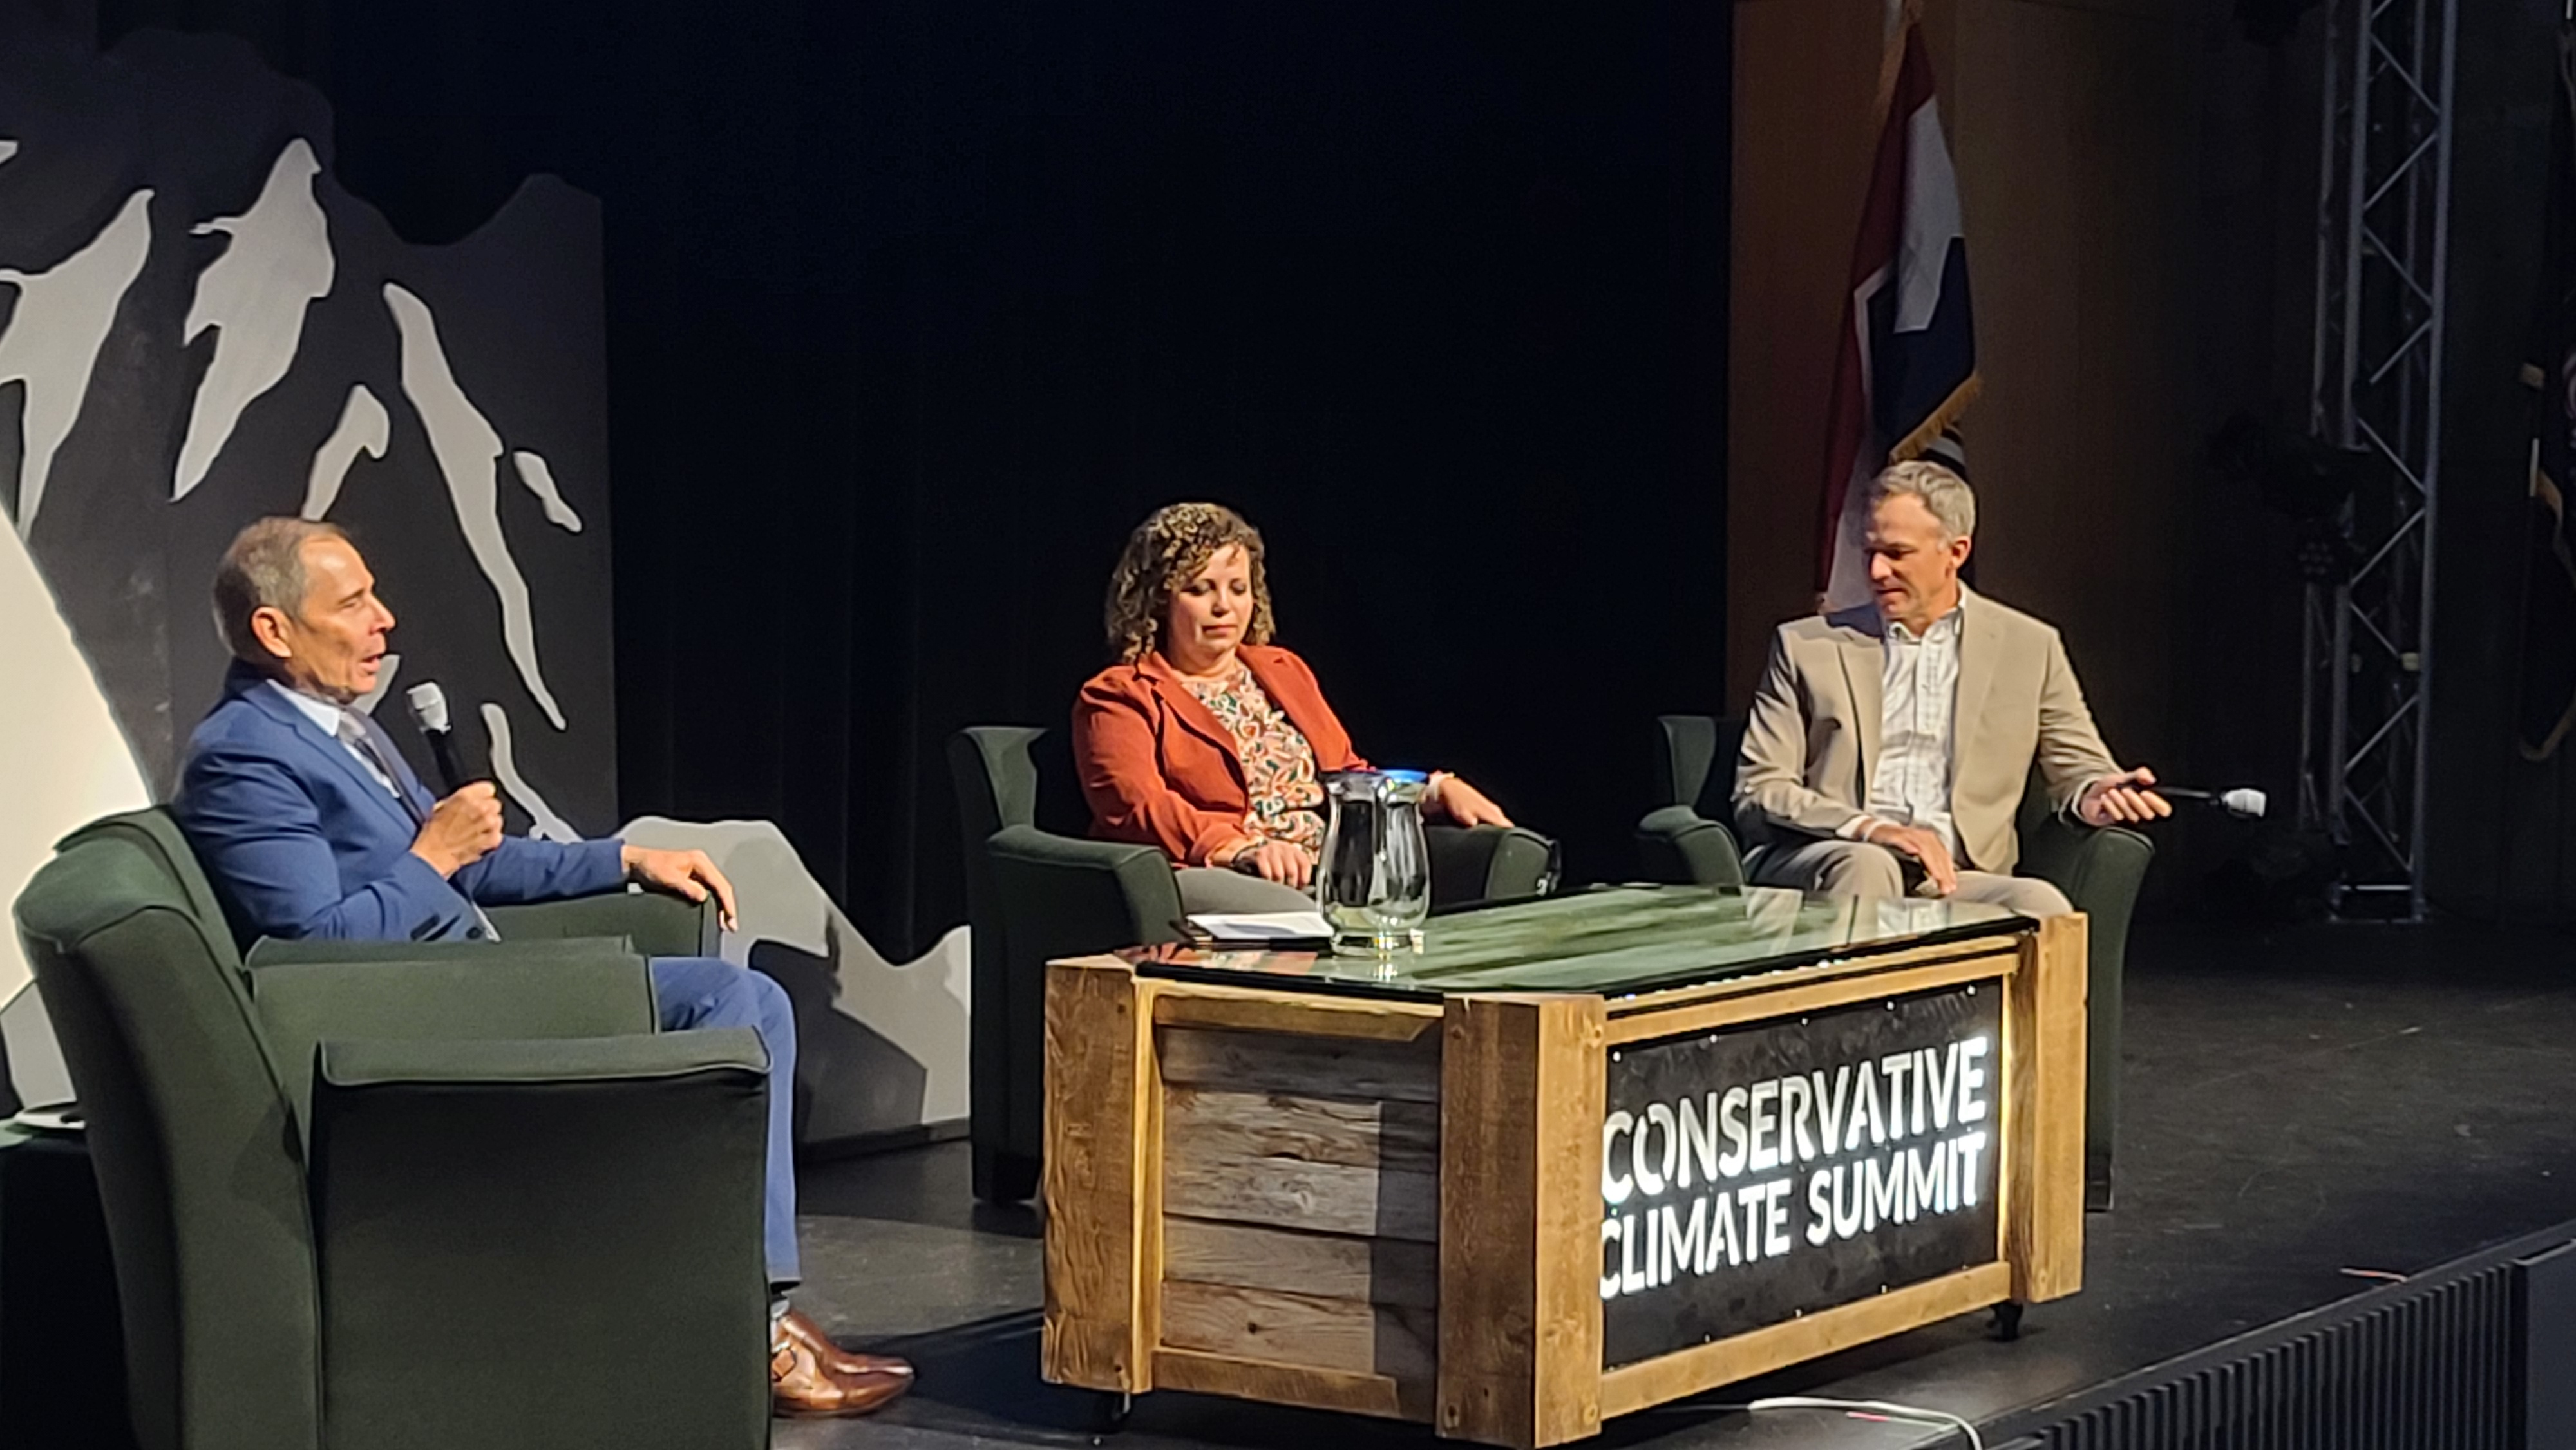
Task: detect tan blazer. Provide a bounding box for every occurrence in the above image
[1733,588,2119,874]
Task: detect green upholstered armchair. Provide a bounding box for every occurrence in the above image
[1634,715,1750,889]
[949,727,1183,1205]
[12,809,770,1450]
[947,726,1558,1203]
[1634,714,2152,1209]
[2011,773,2155,1210]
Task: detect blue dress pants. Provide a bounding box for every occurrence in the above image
[649,956,800,1285]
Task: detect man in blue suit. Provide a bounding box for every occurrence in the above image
[173,518,909,1417]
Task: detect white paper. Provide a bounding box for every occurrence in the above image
[1187,910,1334,943]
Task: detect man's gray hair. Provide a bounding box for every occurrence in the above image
[212,517,348,664]
[1868,458,1977,540]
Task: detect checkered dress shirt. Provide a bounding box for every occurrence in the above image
[1853,608,1963,855]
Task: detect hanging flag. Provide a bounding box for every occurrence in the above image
[1815,3,1978,610]
[2516,23,2576,762]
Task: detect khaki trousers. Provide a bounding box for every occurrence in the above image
[1747,837,2074,918]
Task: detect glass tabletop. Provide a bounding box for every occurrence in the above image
[1121,884,2027,1001]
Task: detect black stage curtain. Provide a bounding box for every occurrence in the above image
[105,1,1732,958]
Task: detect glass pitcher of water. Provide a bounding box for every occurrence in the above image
[1315,769,1431,952]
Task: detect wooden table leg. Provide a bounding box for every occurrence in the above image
[2005,913,2087,1305]
[1437,993,1606,1448]
[1042,957,1159,1393]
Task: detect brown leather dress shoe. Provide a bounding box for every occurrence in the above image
[779,1307,915,1381]
[771,1323,910,1418]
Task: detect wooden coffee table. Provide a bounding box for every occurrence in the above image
[1041,885,2086,1447]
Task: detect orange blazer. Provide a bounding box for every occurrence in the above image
[1074,645,1370,866]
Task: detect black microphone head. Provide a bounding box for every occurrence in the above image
[405,681,450,733]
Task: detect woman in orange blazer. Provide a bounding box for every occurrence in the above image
[1074,502,1513,912]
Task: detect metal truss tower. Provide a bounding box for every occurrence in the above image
[2303,0,2459,920]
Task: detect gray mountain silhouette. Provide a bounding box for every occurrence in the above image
[0,5,616,831]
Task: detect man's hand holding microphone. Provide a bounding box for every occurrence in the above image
[2077,767,2174,827]
[402,682,507,880]
[410,781,505,878]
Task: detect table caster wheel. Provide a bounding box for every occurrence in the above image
[1991,1301,2025,1342]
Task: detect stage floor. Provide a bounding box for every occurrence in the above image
[778,917,2576,1449]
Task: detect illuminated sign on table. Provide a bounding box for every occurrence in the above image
[1599,983,2003,1367]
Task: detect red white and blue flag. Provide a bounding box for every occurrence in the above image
[1816,6,1978,610]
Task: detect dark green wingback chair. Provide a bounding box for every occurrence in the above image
[12,808,770,1450]
[948,725,1558,1203]
[948,726,1182,1204]
[1634,715,2152,1209]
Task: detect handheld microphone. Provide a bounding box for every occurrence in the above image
[2155,785,2267,819]
[404,682,469,794]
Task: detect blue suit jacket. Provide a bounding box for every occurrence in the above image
[174,663,625,945]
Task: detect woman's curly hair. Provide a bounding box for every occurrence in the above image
[1104,502,1274,663]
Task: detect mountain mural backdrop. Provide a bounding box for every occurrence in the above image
[0,5,972,1144]
[0,3,618,1097]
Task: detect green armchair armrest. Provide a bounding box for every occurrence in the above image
[1426,824,1558,905]
[244,892,717,965]
[2017,810,2155,920]
[987,825,1186,958]
[245,946,658,1134]
[1635,714,1750,888]
[245,935,644,967]
[1634,805,1747,889]
[484,889,720,957]
[309,1029,771,1450]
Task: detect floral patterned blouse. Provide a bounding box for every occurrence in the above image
[1182,663,1327,852]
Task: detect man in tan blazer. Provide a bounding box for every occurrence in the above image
[1735,460,2168,914]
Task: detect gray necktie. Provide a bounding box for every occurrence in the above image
[336,710,422,823]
